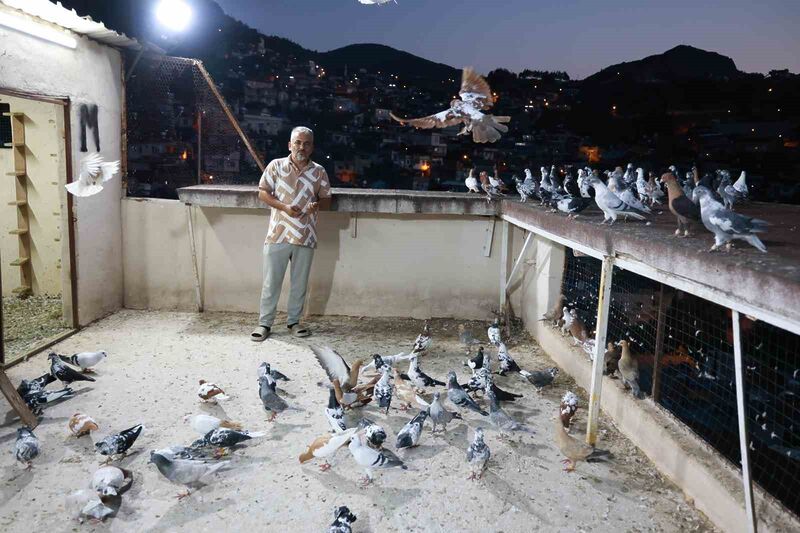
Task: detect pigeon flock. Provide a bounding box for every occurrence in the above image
[10,320,606,530]
[469,162,769,253]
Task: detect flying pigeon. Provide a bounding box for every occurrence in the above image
[311,346,376,407]
[66,153,120,197]
[416,391,462,432]
[396,410,429,449]
[299,428,358,471]
[14,427,39,468]
[58,351,107,372]
[661,172,700,237]
[406,355,445,388]
[48,353,95,386]
[329,505,357,533]
[466,427,490,480]
[149,450,228,499]
[465,168,480,193]
[95,424,143,461]
[446,371,488,416]
[326,387,347,432]
[519,367,559,390]
[69,413,99,437]
[360,351,413,374]
[390,67,510,143]
[588,175,647,225]
[616,340,644,399]
[692,186,769,252]
[348,432,407,485]
[92,465,133,499]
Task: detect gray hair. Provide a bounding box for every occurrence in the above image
[290,126,314,141]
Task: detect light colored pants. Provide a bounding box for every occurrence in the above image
[258,243,315,327]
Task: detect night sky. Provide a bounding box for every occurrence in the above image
[214,0,800,79]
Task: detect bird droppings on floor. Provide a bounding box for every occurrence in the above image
[0,310,717,532]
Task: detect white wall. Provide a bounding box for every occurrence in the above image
[0,7,124,325]
[122,199,525,319]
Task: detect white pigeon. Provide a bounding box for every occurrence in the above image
[390,68,510,143]
[732,170,748,196]
[92,465,132,498]
[488,174,504,190]
[588,175,647,224]
[465,168,480,193]
[635,168,649,199]
[487,319,501,346]
[348,432,406,485]
[59,351,107,372]
[560,307,574,335]
[185,414,243,436]
[65,153,120,197]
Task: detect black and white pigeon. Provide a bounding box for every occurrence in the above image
[412,322,432,354]
[496,342,521,375]
[447,371,488,416]
[49,352,96,385]
[16,373,56,397]
[487,319,501,346]
[416,391,462,432]
[14,426,40,468]
[357,418,387,449]
[326,387,347,433]
[390,67,510,144]
[466,427,490,480]
[519,367,559,390]
[95,424,143,461]
[396,410,429,449]
[258,373,293,421]
[191,428,265,450]
[23,387,75,414]
[329,505,357,533]
[348,432,407,485]
[58,351,107,372]
[374,367,393,414]
[361,352,412,374]
[465,346,485,371]
[407,355,445,388]
[514,174,537,202]
[486,382,533,434]
[588,175,647,225]
[552,194,592,217]
[149,450,228,499]
[693,186,769,253]
[257,361,290,382]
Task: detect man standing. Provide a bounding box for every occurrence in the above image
[251,126,331,341]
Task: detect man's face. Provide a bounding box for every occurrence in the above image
[289,132,314,162]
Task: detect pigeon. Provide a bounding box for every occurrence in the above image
[560,307,574,335]
[149,450,228,499]
[299,428,358,471]
[326,387,347,432]
[396,410,429,449]
[635,168,650,201]
[390,67,510,143]
[360,351,413,374]
[648,172,666,205]
[192,428,265,450]
[95,424,143,461]
[197,380,229,402]
[348,432,407,485]
[446,371,488,416]
[58,351,107,372]
[485,382,532,434]
[92,465,133,499]
[258,374,293,421]
[692,186,769,253]
[14,427,39,468]
[519,367,559,390]
[312,346,376,407]
[553,415,610,472]
[72,492,115,522]
[464,365,490,394]
[539,294,565,325]
[329,505,357,533]
[48,352,95,386]
[69,413,99,437]
[662,172,700,237]
[411,322,432,354]
[487,318,501,346]
[393,368,425,409]
[466,427,490,480]
[16,373,56,397]
[416,391,462,432]
[552,195,592,217]
[65,153,120,197]
[357,418,387,449]
[560,391,580,429]
[731,170,748,199]
[514,174,537,202]
[480,171,505,201]
[407,355,445,388]
[568,310,589,345]
[603,342,621,376]
[496,342,521,375]
[616,340,644,399]
[489,170,507,192]
[257,361,290,382]
[464,346,486,371]
[465,168,480,193]
[185,414,243,436]
[23,387,74,414]
[374,367,393,413]
[588,175,647,224]
[682,170,695,198]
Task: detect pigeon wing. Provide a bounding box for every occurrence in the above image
[311,345,352,385]
[459,67,494,110]
[390,108,463,129]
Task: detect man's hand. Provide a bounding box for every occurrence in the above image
[306,202,319,215]
[282,203,302,217]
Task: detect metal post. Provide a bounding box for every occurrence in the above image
[499,219,510,312]
[732,310,758,533]
[197,110,202,184]
[652,285,668,401]
[586,256,615,446]
[186,205,203,312]
[505,231,533,292]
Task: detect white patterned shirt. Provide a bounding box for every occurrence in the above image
[258,155,331,248]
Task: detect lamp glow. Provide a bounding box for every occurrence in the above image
[0,12,77,49]
[155,0,192,32]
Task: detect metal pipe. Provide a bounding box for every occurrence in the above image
[505,231,533,292]
[186,205,203,312]
[499,219,510,313]
[586,256,615,445]
[732,310,758,533]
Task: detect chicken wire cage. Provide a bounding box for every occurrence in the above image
[559,247,800,518]
[125,55,261,199]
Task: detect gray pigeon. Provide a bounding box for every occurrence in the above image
[446,371,488,416]
[396,410,428,449]
[485,382,533,434]
[258,374,292,421]
[348,432,406,485]
[466,427,490,480]
[149,450,228,499]
[519,367,559,390]
[14,427,40,468]
[417,391,462,432]
[257,361,290,382]
[693,186,769,253]
[589,175,647,224]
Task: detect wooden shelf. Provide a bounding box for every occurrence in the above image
[2,142,24,148]
[6,170,26,176]
[7,200,27,207]
[11,285,31,296]
[10,257,29,267]
[9,229,28,236]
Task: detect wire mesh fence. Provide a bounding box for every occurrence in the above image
[559,245,799,519]
[125,55,262,198]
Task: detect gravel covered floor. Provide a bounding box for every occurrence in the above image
[0,310,715,532]
[2,295,70,362]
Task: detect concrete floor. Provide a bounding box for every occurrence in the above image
[0,310,716,532]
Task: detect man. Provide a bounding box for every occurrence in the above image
[251,126,331,341]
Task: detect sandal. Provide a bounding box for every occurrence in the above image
[251,326,271,342]
[287,323,311,338]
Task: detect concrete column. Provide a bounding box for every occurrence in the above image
[519,235,566,342]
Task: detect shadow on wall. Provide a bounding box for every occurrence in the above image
[308,211,349,315]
